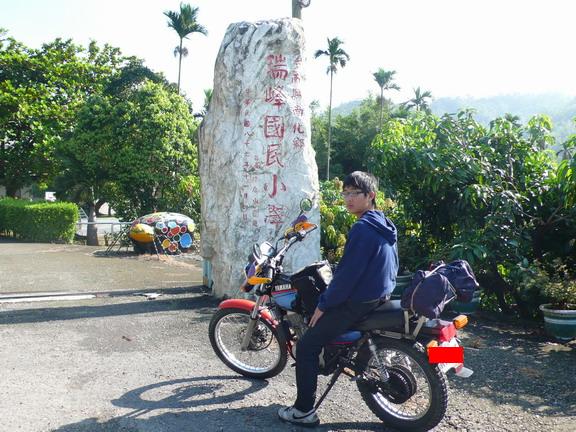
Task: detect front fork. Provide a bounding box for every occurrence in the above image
[240,288,266,351]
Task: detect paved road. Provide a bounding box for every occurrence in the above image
[0,241,203,297]
[0,241,574,432]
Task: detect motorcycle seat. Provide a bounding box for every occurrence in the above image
[352,300,406,331]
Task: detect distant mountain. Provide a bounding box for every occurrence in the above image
[332,100,362,116]
[330,93,576,143]
[431,93,576,143]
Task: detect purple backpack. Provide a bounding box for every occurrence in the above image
[400,270,456,319]
[400,260,479,318]
[433,260,479,303]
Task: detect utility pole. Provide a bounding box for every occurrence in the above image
[292,0,311,19]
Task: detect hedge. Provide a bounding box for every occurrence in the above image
[0,198,79,243]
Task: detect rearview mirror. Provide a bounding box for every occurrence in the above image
[300,198,313,213]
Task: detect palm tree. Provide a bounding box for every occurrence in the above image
[164,3,207,93]
[405,87,433,112]
[198,88,212,118]
[372,68,400,130]
[315,37,350,180]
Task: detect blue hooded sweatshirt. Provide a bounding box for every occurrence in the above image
[317,210,398,311]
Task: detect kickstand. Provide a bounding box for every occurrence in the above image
[314,365,345,410]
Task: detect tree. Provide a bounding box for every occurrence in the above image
[372,68,400,130]
[164,3,207,94]
[292,0,311,19]
[53,146,111,246]
[0,37,124,196]
[58,80,198,221]
[314,37,350,180]
[370,110,576,317]
[53,61,170,244]
[200,88,212,117]
[404,87,432,113]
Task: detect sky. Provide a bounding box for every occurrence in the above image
[2,0,576,111]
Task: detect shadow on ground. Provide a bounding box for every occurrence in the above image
[52,375,390,432]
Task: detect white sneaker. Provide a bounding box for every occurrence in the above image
[277,405,320,427]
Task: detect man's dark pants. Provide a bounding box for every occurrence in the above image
[294,299,380,412]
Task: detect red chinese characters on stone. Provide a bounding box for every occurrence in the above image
[292,105,304,117]
[265,204,285,226]
[266,54,288,80]
[291,70,301,84]
[263,174,287,198]
[253,156,264,170]
[291,88,302,100]
[265,143,284,167]
[292,122,306,150]
[293,137,305,149]
[292,123,305,134]
[264,86,286,109]
[264,115,285,138]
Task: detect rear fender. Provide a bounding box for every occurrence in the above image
[218,298,275,325]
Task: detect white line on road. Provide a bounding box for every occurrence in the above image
[0,294,96,304]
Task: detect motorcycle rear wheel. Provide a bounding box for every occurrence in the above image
[357,338,448,431]
[209,308,288,379]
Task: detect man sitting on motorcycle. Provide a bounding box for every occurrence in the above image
[278,170,399,427]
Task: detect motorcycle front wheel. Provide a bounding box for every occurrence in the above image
[357,338,448,431]
[209,308,288,379]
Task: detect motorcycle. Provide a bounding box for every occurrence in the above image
[209,199,473,431]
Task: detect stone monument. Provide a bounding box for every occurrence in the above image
[199,18,320,298]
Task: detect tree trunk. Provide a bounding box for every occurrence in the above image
[477,264,531,318]
[177,39,183,94]
[379,87,384,131]
[6,184,19,198]
[86,202,99,246]
[292,0,302,18]
[326,70,333,180]
[477,268,512,314]
[95,199,105,217]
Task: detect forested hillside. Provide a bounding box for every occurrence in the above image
[432,93,576,142]
[333,93,576,143]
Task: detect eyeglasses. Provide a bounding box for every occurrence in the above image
[340,190,365,199]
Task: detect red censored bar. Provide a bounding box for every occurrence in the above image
[428,346,464,363]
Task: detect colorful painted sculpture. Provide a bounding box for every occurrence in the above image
[128,212,195,254]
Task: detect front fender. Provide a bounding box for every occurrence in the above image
[218,298,275,324]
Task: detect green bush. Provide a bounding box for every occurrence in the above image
[370,110,576,318]
[320,179,355,263]
[0,198,79,243]
[319,178,400,265]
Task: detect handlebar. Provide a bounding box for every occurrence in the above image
[274,225,317,265]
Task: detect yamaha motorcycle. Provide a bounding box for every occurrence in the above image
[209,199,473,431]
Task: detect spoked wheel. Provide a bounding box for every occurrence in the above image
[208,308,287,379]
[357,338,448,431]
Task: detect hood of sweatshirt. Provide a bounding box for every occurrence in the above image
[359,210,397,245]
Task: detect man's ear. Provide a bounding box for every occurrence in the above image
[369,191,376,201]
